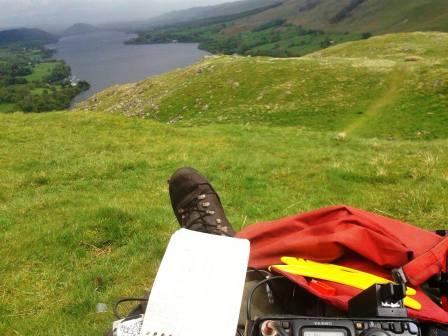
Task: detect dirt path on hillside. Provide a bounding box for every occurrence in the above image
[344,66,405,135]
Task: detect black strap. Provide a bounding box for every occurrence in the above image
[113,297,148,319]
[435,230,448,237]
[422,325,448,336]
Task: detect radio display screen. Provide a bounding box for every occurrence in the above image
[303,329,348,336]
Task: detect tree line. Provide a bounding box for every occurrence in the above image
[128,10,372,58]
[0,47,90,112]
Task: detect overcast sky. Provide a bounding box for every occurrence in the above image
[0,0,236,29]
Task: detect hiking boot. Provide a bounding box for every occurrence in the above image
[168,167,235,236]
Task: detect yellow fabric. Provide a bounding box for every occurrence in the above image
[271,257,421,311]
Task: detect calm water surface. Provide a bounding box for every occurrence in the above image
[47,31,210,104]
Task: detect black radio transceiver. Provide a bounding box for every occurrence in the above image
[248,316,420,336]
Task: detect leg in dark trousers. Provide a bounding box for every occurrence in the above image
[106,168,283,335]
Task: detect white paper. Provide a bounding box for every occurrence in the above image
[140,229,250,336]
[113,315,144,336]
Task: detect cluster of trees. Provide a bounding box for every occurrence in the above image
[252,19,287,33]
[17,81,90,112]
[0,60,32,77]
[46,62,71,83]
[197,24,362,57]
[0,85,26,103]
[0,46,90,113]
[129,2,283,45]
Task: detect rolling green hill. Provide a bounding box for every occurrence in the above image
[79,32,448,140]
[0,28,57,46]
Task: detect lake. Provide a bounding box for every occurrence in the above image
[47,31,210,104]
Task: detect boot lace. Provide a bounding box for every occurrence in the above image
[178,186,232,237]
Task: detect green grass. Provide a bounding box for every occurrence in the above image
[30,86,62,95]
[0,103,17,113]
[31,87,47,95]
[0,48,13,58]
[25,62,57,82]
[312,32,448,60]
[247,31,361,56]
[1,111,448,335]
[79,32,448,140]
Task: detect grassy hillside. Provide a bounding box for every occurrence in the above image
[226,0,448,34]
[79,32,448,140]
[2,111,448,335]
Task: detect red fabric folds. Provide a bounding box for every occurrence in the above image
[236,205,448,324]
[403,238,448,286]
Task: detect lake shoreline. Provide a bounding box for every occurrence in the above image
[47,31,210,105]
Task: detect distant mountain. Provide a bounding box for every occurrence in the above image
[224,0,448,34]
[0,28,57,46]
[34,23,69,35]
[102,0,280,31]
[63,23,100,36]
[108,0,448,34]
[148,0,280,27]
[129,0,448,57]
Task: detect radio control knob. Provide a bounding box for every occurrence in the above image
[407,323,419,335]
[392,322,403,333]
[355,322,365,330]
[381,323,391,331]
[360,327,390,336]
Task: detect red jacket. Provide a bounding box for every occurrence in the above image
[237,205,448,324]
